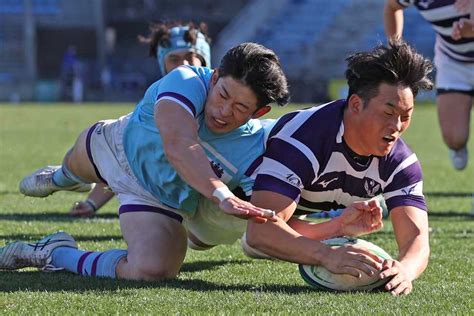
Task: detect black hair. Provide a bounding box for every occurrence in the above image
[138,20,211,64]
[345,40,433,103]
[218,42,290,108]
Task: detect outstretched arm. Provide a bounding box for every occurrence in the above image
[246,191,383,277]
[384,0,406,40]
[155,100,274,222]
[380,205,430,295]
[287,200,383,239]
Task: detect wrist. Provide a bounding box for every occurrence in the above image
[212,186,234,203]
[329,216,345,235]
[84,199,98,212]
[311,241,331,266]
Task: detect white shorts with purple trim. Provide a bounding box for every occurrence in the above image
[435,45,474,94]
[86,113,185,221]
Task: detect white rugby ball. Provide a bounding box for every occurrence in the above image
[299,237,391,292]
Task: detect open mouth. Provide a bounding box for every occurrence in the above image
[383,135,396,143]
[213,117,227,127]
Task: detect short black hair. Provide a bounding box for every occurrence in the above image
[345,40,433,102]
[218,42,290,108]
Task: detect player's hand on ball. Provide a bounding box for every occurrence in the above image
[336,200,383,237]
[219,196,277,223]
[380,259,413,295]
[321,243,383,278]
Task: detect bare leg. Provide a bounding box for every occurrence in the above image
[437,93,472,150]
[437,93,472,170]
[116,211,187,281]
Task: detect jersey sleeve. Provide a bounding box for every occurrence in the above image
[251,137,318,203]
[382,154,427,211]
[238,174,255,198]
[155,66,208,117]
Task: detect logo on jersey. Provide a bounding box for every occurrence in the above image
[419,0,434,9]
[318,177,338,188]
[210,161,224,178]
[364,179,381,197]
[402,185,416,196]
[286,173,302,188]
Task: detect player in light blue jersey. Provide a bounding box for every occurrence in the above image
[244,41,434,295]
[5,43,290,281]
[70,21,213,217]
[385,0,474,170]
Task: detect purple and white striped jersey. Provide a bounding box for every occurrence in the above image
[397,0,474,63]
[248,100,427,215]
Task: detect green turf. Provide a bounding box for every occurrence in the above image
[0,103,473,314]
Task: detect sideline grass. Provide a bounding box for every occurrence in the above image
[0,103,473,314]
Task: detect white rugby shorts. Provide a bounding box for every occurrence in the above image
[434,45,474,94]
[86,114,184,222]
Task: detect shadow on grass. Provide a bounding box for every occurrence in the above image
[0,233,123,242]
[0,212,117,221]
[425,191,473,198]
[428,211,473,218]
[0,190,18,195]
[0,263,313,294]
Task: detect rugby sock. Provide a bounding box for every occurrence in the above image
[51,247,127,278]
[52,150,87,187]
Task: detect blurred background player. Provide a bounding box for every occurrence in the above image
[69,21,212,217]
[384,0,474,171]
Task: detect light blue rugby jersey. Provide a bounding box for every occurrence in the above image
[123,65,265,214]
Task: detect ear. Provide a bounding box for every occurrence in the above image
[347,94,363,114]
[252,106,271,118]
[210,69,219,86]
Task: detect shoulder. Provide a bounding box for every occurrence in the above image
[269,100,345,140]
[164,65,213,86]
[267,100,345,161]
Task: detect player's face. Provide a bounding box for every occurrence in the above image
[356,83,414,156]
[164,51,203,73]
[204,72,260,134]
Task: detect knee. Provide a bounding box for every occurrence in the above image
[134,260,180,281]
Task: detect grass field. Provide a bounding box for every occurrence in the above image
[0,102,473,314]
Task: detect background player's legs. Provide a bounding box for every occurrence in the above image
[116,211,187,281]
[437,93,472,170]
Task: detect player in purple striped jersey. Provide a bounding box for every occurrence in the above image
[384,0,474,170]
[245,40,434,296]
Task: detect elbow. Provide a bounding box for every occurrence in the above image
[162,135,186,164]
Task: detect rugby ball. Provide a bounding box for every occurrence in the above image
[299,237,391,292]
